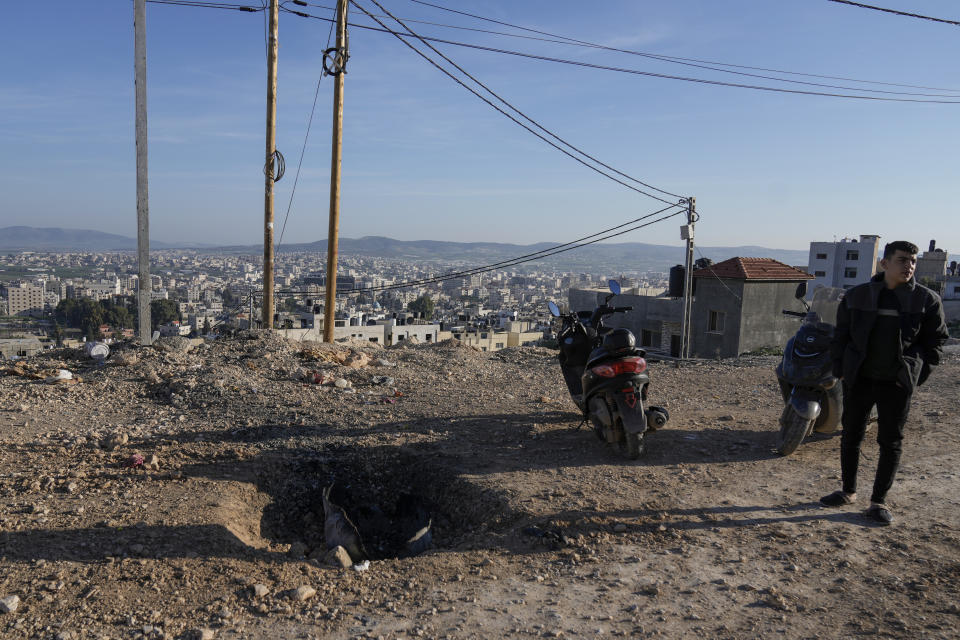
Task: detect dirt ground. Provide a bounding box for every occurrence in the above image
[1,332,958,640]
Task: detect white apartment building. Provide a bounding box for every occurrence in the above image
[806,235,881,297]
[6,283,46,316]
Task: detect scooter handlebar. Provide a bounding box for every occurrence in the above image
[782,309,807,317]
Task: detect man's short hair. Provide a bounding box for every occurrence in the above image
[883,241,919,259]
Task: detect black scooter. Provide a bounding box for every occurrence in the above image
[774,283,844,455]
[548,280,669,459]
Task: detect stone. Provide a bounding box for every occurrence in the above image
[613,523,627,533]
[145,454,161,471]
[250,584,270,598]
[288,541,308,558]
[292,585,316,601]
[0,595,20,613]
[187,629,215,640]
[333,378,352,390]
[102,433,129,451]
[324,546,353,568]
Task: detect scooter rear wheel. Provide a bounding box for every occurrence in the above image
[617,421,645,460]
[776,405,813,456]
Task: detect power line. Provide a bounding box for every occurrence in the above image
[277,204,686,295]
[407,0,960,93]
[276,15,337,251]
[357,0,685,200]
[145,0,263,11]
[312,1,683,205]
[827,0,960,26]
[282,7,960,104]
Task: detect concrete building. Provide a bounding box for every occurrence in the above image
[807,235,881,296]
[6,283,45,317]
[689,258,815,358]
[569,258,814,359]
[916,239,949,291]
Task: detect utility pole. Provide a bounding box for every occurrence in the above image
[262,0,279,331]
[679,197,697,360]
[323,0,349,342]
[134,0,152,345]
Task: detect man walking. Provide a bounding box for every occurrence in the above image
[820,241,948,525]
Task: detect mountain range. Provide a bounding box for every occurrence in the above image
[0,226,809,271]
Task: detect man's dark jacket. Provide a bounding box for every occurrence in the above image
[831,272,949,391]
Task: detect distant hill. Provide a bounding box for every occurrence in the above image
[0,226,208,251]
[266,236,810,272]
[0,227,808,271]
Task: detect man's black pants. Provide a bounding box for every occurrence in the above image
[840,377,912,504]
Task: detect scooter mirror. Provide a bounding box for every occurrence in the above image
[795,282,807,299]
[547,301,561,317]
[608,280,622,295]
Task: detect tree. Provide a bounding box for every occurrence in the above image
[407,294,435,320]
[150,299,180,329]
[222,288,236,307]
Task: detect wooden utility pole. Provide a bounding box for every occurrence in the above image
[262,0,279,331]
[679,197,697,359]
[323,0,349,342]
[134,0,152,345]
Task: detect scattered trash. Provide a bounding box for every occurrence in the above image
[371,375,395,385]
[352,560,371,572]
[376,358,396,367]
[122,454,145,469]
[382,397,396,404]
[85,341,110,363]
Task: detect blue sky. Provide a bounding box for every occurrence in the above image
[1,0,958,252]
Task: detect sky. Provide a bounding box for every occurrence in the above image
[1,0,958,252]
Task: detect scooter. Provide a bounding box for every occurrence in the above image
[548,280,669,459]
[774,283,845,455]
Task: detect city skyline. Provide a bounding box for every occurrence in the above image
[1,1,959,250]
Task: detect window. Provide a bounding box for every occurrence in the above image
[954,286,960,294]
[495,342,504,349]
[708,310,725,333]
[846,250,859,261]
[368,337,378,343]
[814,271,826,277]
[641,329,653,347]
[480,332,488,339]
[844,268,857,278]
[816,253,827,260]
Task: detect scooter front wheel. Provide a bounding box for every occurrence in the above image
[776,405,813,456]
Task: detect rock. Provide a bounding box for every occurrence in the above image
[0,595,19,613]
[55,631,76,640]
[343,352,370,369]
[66,482,78,493]
[145,454,161,471]
[613,523,628,533]
[376,358,396,367]
[324,546,353,568]
[333,378,352,390]
[153,336,194,353]
[186,629,215,640]
[292,585,316,601]
[718,415,735,421]
[144,368,162,384]
[250,584,270,598]
[113,351,139,366]
[102,432,129,451]
[288,541,308,558]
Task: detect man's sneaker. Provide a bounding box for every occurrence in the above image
[865,504,893,525]
[820,490,856,507]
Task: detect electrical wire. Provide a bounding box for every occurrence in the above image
[827,0,960,26]
[336,1,683,204]
[282,7,960,103]
[276,16,337,252]
[406,0,960,93]
[145,0,263,11]
[275,203,686,295]
[292,0,960,97]
[360,0,686,199]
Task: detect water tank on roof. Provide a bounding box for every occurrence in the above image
[669,265,685,298]
[929,239,936,252]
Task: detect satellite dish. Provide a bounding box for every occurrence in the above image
[608,279,622,295]
[547,301,561,317]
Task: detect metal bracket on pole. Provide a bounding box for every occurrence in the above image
[680,197,696,361]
